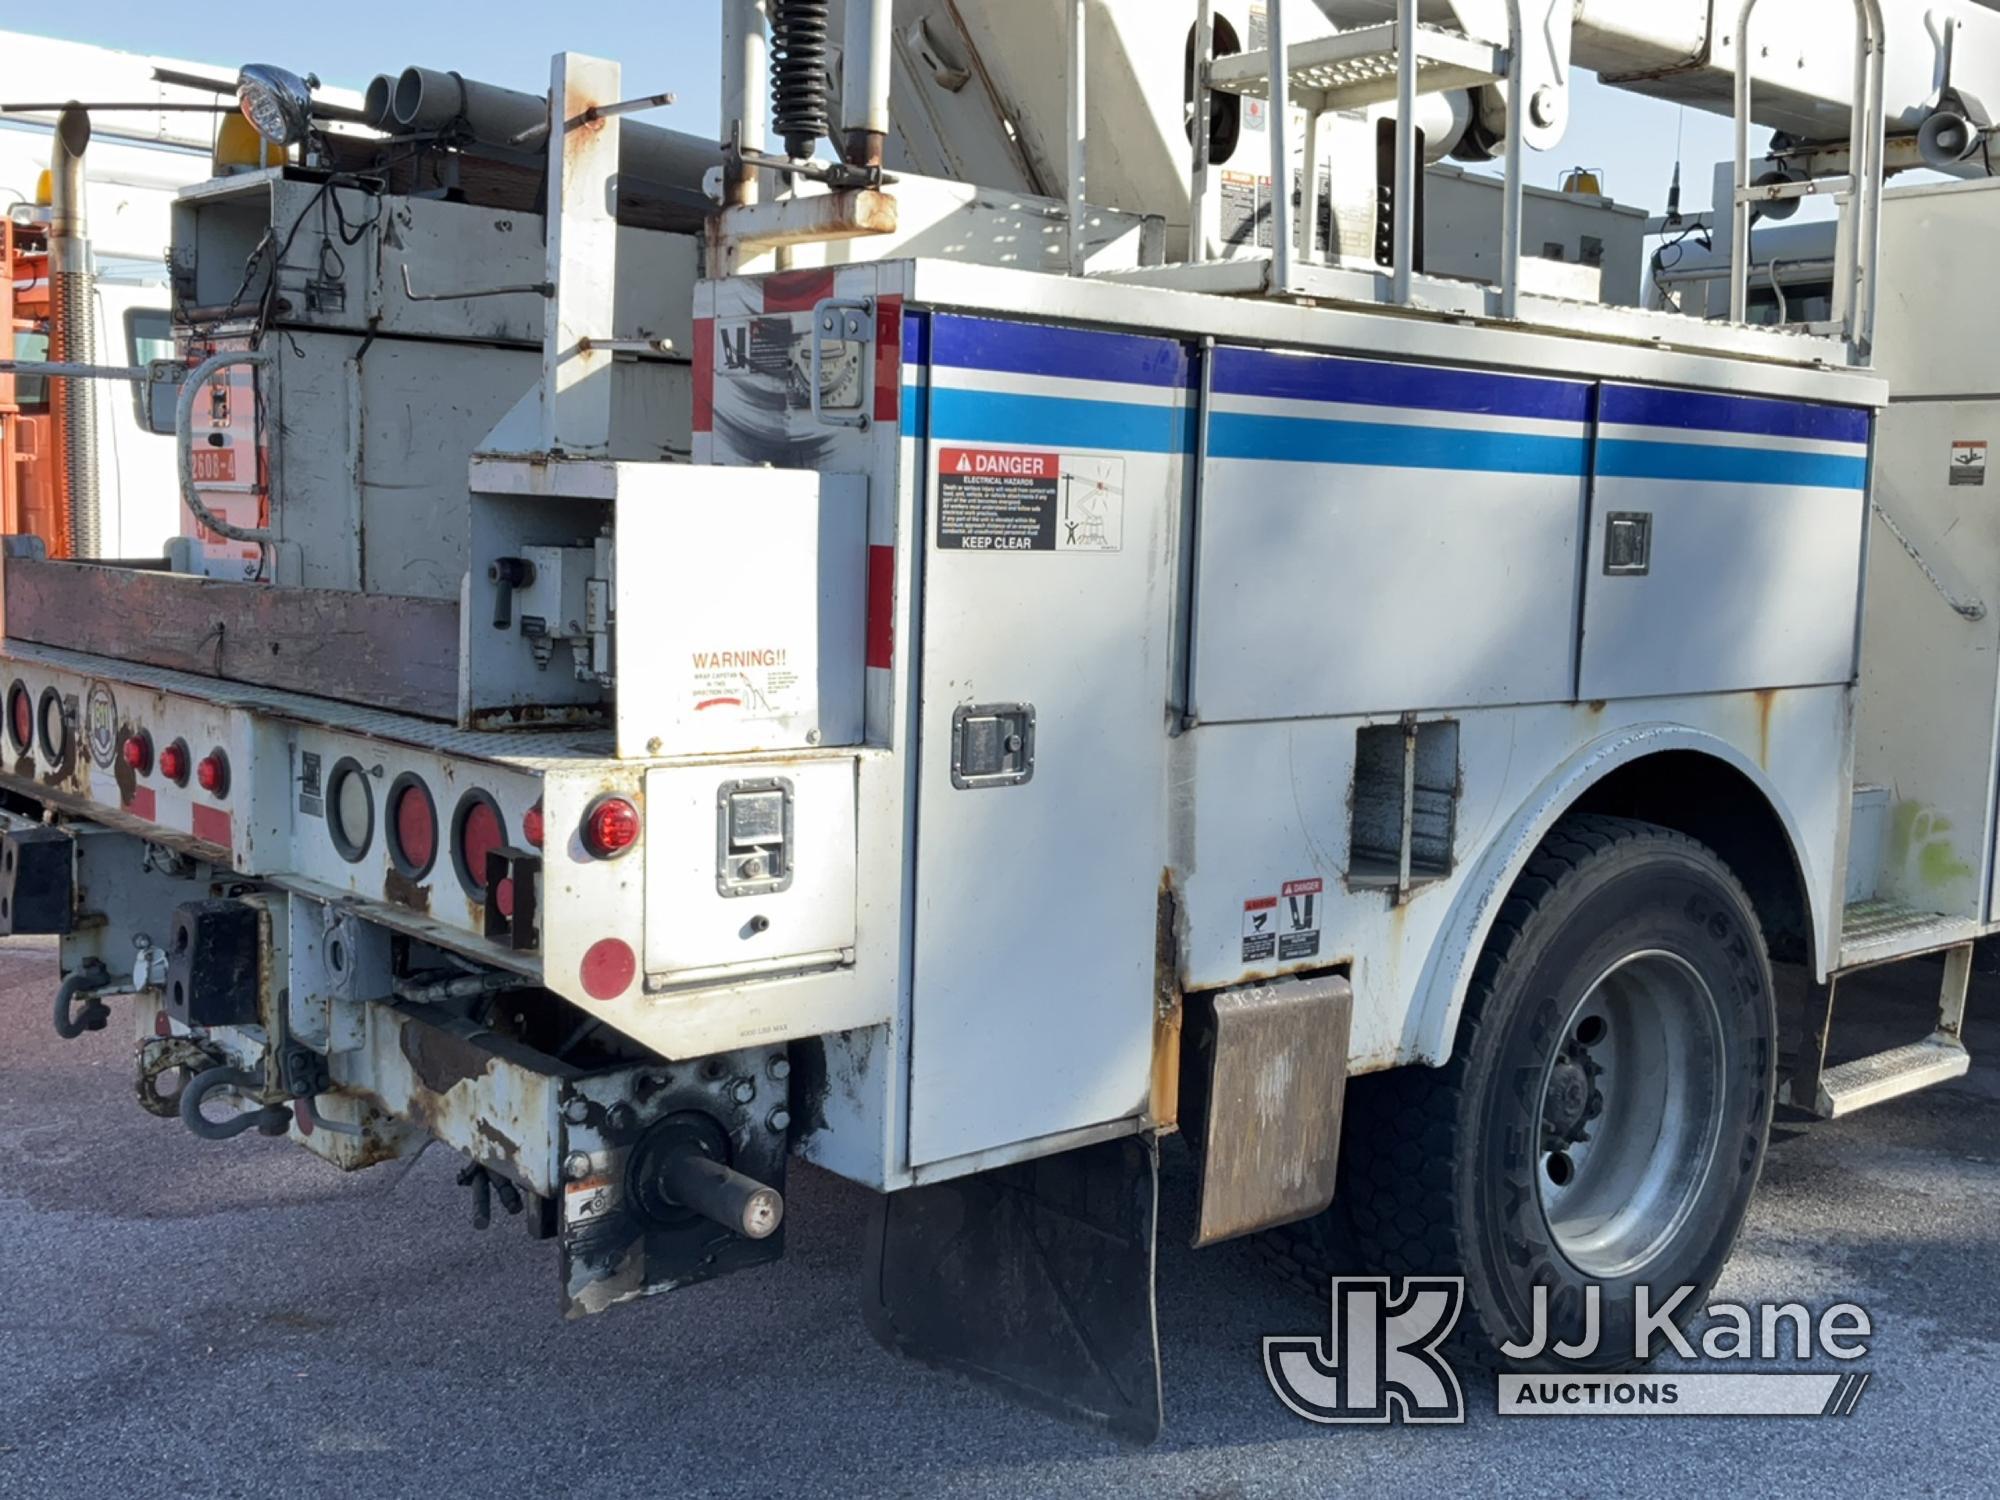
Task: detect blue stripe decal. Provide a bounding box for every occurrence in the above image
[1597,439,1868,491]
[932,314,1194,390]
[928,387,1195,453]
[902,310,930,367]
[1600,384,1871,446]
[1214,347,1592,424]
[1209,412,1589,476]
[901,384,928,441]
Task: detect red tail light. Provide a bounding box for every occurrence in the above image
[159,740,191,786]
[453,791,506,900]
[196,749,230,797]
[522,801,545,849]
[6,682,30,753]
[121,731,154,775]
[582,797,639,859]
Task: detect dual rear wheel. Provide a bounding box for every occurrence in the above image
[1266,814,1779,1367]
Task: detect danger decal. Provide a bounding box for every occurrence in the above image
[1243,878,1324,965]
[937,448,1125,554]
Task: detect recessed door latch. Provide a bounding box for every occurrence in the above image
[951,703,1035,790]
[718,778,794,897]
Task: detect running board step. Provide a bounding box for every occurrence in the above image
[1800,1034,1970,1119]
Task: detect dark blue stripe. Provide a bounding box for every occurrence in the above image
[1210,412,1589,476]
[1600,384,1870,446]
[1213,346,1592,424]
[929,388,1194,453]
[902,310,930,367]
[931,314,1194,390]
[1598,439,1867,491]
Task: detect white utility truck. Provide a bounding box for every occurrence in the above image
[2,0,1993,1437]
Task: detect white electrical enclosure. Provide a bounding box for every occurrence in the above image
[613,465,869,758]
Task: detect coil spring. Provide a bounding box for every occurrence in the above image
[770,0,832,159]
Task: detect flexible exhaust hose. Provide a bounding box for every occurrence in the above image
[48,104,98,559]
[769,0,832,158]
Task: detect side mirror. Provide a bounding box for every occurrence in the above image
[140,360,186,437]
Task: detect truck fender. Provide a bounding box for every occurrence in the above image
[1401,721,1830,1067]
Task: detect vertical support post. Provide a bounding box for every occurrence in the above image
[1190,0,1215,266]
[1268,0,1294,292]
[722,0,768,207]
[840,0,895,167]
[1299,107,1322,268]
[1499,0,1525,319]
[1791,975,1838,1115]
[1855,2,1886,359]
[1391,0,1418,303]
[1068,0,1089,276]
[1937,944,1973,1043]
[542,53,622,457]
[1730,0,1760,326]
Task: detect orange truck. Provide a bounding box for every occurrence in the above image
[1,212,66,553]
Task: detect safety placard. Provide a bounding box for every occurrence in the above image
[1242,878,1324,965]
[1952,440,1988,487]
[689,646,802,716]
[937,448,1124,553]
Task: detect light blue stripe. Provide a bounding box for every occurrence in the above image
[928,388,1194,454]
[1597,439,1867,491]
[901,384,926,440]
[1210,412,1589,477]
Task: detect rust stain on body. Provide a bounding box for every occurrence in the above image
[1752,688,1777,768]
[399,1022,493,1095]
[384,867,431,914]
[1150,873,1183,1131]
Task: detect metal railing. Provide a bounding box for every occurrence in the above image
[1731,0,1886,361]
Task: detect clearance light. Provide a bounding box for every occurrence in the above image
[121,731,154,775]
[582,797,639,859]
[196,749,230,798]
[522,801,545,850]
[159,740,191,786]
[7,682,31,754]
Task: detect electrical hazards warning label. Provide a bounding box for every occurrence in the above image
[1952,440,1988,486]
[1243,878,1324,965]
[937,448,1124,553]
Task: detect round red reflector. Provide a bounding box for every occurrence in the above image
[522,802,544,849]
[121,731,153,775]
[391,780,438,877]
[583,797,639,859]
[459,797,505,898]
[160,740,190,786]
[494,877,515,919]
[7,684,30,753]
[580,938,636,1000]
[196,749,229,797]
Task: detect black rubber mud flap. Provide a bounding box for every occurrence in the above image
[862,1133,1163,1442]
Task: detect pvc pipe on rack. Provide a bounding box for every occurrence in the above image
[1068,0,1089,276]
[841,0,894,167]
[722,0,769,206]
[1268,0,1293,292]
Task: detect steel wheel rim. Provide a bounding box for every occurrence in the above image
[1535,949,1726,1279]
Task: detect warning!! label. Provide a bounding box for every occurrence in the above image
[1243,878,1324,965]
[937,447,1124,554]
[690,647,801,715]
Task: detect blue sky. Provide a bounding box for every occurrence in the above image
[19,4,1749,215]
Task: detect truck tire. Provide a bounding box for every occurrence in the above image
[1264,814,1777,1370]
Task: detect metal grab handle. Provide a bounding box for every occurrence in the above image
[809,296,874,430]
[176,349,274,545]
[400,264,553,302]
[1873,501,1988,622]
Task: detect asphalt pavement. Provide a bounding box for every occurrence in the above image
[3,935,1998,1498]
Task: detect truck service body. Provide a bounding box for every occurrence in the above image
[1,0,1994,1437]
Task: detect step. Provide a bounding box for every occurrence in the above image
[1206,22,1506,113]
[1810,1035,1970,1119]
[1838,898,1973,968]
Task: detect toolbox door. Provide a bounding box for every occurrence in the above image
[905,314,1190,1167]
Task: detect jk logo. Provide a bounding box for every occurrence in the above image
[1264,1277,1467,1425]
